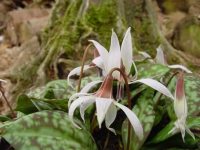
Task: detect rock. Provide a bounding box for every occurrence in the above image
[5,8,50,45]
[188,0,200,17]
[173,16,200,58]
[156,0,189,14]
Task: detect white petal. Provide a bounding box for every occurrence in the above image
[130,78,174,100]
[105,103,117,134]
[168,65,192,73]
[95,98,113,128]
[67,65,91,87]
[89,40,108,68]
[185,126,195,140]
[106,30,121,79]
[155,45,167,65]
[80,80,102,93]
[0,79,7,83]
[180,124,186,141]
[114,102,143,140]
[121,27,133,74]
[68,93,91,108]
[0,36,4,42]
[92,56,104,70]
[174,97,187,119]
[68,97,85,128]
[80,98,95,121]
[138,51,152,59]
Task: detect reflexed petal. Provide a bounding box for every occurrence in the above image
[138,51,152,59]
[180,123,186,141]
[68,97,85,128]
[130,78,174,100]
[105,103,117,134]
[67,65,91,87]
[68,93,91,108]
[89,40,108,67]
[95,98,113,128]
[168,65,192,73]
[107,30,121,79]
[155,45,166,65]
[80,98,95,121]
[0,79,7,83]
[121,27,133,74]
[80,80,102,93]
[92,56,104,70]
[114,102,143,140]
[186,127,195,140]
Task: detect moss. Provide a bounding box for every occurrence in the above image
[84,0,119,48]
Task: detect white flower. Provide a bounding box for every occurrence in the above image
[155,45,192,73]
[68,75,144,140]
[67,27,137,86]
[68,29,175,101]
[169,72,195,141]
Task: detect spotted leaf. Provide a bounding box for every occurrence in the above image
[122,89,155,150]
[0,111,97,150]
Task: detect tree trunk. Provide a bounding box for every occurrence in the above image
[2,0,199,108]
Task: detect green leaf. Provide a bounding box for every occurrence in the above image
[137,63,169,79]
[0,111,97,150]
[15,95,38,114]
[0,115,11,122]
[122,89,156,150]
[16,94,68,113]
[142,135,200,150]
[150,117,200,144]
[28,80,74,100]
[16,80,74,114]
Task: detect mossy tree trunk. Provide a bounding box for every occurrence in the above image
[3,0,198,106]
[37,0,159,83]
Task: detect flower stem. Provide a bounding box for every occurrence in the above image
[154,71,178,105]
[77,44,92,92]
[0,84,15,118]
[108,67,131,150]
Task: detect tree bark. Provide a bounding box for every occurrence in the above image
[1,0,199,108]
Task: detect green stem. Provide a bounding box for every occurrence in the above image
[154,71,178,106]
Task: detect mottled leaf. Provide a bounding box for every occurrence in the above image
[122,89,156,150]
[28,80,74,100]
[0,111,97,150]
[137,63,169,79]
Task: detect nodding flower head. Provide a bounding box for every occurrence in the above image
[67,27,137,85]
[95,75,113,98]
[68,73,144,140]
[169,71,195,142]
